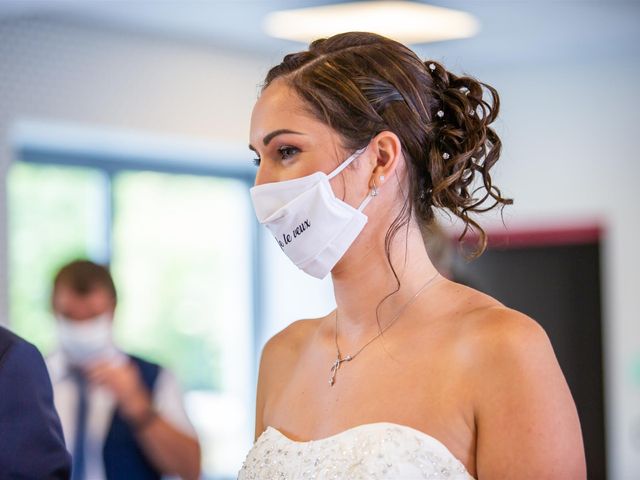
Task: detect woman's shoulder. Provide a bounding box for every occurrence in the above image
[443,283,555,388]
[259,316,326,370]
[462,300,548,354]
[445,287,586,478]
[254,317,325,438]
[441,279,542,334]
[438,281,550,367]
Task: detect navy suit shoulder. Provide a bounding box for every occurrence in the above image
[0,326,71,480]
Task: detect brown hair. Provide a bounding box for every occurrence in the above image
[263,32,512,258]
[53,259,117,302]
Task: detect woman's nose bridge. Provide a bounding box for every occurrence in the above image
[254,164,273,187]
[254,166,265,186]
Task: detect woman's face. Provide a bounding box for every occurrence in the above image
[250,79,342,184]
[249,80,374,207]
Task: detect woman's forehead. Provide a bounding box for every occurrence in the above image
[250,82,327,144]
[252,83,303,123]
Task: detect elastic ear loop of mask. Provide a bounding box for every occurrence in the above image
[326,147,375,212]
[327,147,367,180]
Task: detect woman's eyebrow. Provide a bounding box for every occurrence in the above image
[249,129,305,152]
[263,129,304,146]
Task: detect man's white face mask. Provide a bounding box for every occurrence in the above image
[56,313,117,365]
[250,147,376,279]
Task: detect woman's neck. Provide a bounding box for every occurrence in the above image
[330,222,441,341]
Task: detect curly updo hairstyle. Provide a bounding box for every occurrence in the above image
[263,32,512,259]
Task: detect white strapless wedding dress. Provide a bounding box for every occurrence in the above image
[238,422,475,479]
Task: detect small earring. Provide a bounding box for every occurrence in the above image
[371,180,378,197]
[379,175,385,181]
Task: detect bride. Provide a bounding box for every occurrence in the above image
[240,32,586,479]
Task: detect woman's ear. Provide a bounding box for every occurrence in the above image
[369,131,402,189]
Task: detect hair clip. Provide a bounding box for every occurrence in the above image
[419,187,433,200]
[436,110,444,118]
[428,63,436,72]
[442,152,450,160]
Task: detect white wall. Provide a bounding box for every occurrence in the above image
[0,16,638,479]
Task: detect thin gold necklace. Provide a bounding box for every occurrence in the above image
[329,271,441,386]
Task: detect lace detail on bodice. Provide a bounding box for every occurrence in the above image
[239,422,475,479]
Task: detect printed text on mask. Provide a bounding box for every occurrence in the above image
[278,219,311,249]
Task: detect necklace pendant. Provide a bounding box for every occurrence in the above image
[328,355,353,387]
[329,358,340,386]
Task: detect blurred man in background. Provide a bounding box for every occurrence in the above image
[0,324,71,478]
[46,260,201,480]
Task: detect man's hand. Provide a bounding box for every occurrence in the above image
[86,359,153,423]
[86,358,201,479]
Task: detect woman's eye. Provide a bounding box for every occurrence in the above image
[252,146,299,166]
[278,146,299,160]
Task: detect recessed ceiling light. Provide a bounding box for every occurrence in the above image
[264,1,480,45]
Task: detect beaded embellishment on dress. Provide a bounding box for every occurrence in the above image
[239,422,475,479]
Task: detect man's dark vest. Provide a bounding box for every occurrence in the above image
[102,355,161,480]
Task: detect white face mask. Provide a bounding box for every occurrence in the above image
[250,148,374,279]
[57,313,117,365]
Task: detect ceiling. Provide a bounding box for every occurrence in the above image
[1,0,639,67]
